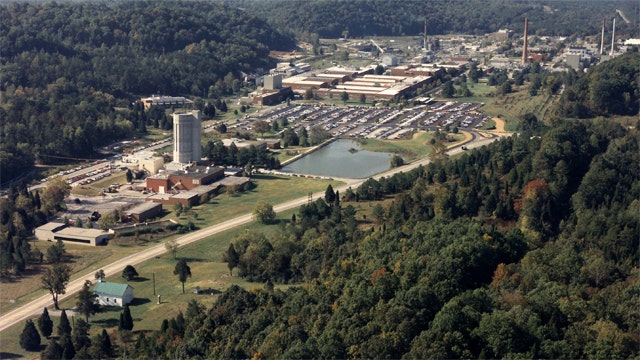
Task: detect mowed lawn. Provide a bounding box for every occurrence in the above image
[1,174,340,316]
[0,208,301,359]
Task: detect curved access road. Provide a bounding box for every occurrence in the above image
[0,130,503,333]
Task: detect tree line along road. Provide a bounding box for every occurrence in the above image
[0,131,498,333]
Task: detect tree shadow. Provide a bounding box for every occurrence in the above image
[195,287,220,295]
[0,352,24,358]
[99,306,123,314]
[129,298,151,306]
[92,318,119,328]
[176,257,208,263]
[129,277,150,282]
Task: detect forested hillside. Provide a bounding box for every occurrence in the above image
[126,53,638,359]
[129,119,638,359]
[235,0,638,39]
[0,1,295,180]
[558,52,640,118]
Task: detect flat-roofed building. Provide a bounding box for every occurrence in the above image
[124,202,163,222]
[221,139,267,150]
[139,156,165,175]
[252,87,292,106]
[35,223,112,246]
[140,95,193,109]
[264,75,283,90]
[146,165,224,194]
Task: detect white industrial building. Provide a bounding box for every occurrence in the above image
[173,110,202,164]
[34,222,112,246]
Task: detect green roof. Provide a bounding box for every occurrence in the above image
[93,282,132,297]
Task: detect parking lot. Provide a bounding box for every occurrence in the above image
[239,100,490,140]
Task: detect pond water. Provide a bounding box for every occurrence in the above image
[281,139,393,179]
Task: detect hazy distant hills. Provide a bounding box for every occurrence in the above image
[231,0,638,39]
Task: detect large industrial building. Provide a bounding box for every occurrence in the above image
[173,110,202,163]
[35,223,112,246]
[146,165,225,194]
[140,95,193,109]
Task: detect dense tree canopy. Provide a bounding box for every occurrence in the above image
[558,52,640,118]
[238,0,638,39]
[0,1,295,179]
[133,118,638,359]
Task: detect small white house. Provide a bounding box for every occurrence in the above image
[93,282,134,307]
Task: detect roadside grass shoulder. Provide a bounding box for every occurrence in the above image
[2,175,340,317]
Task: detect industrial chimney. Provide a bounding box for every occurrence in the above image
[600,19,605,55]
[522,18,528,65]
[424,19,428,50]
[610,17,616,55]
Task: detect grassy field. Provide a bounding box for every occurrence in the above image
[1,174,341,317]
[452,82,559,131]
[0,206,303,359]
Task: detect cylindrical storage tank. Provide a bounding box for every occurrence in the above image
[173,111,201,163]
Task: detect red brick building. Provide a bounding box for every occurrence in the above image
[146,166,224,194]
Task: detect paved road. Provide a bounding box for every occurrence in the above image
[0,130,502,333]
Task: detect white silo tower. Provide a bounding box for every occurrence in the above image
[173,110,202,164]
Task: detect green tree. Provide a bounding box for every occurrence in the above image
[38,307,53,339]
[20,319,41,351]
[119,305,134,331]
[72,319,91,351]
[76,280,99,322]
[325,184,336,204]
[165,238,179,259]
[173,202,184,216]
[442,81,455,98]
[97,211,117,230]
[304,88,315,100]
[223,244,240,276]
[122,265,139,281]
[341,91,349,103]
[94,269,105,282]
[500,81,513,95]
[57,309,72,338]
[174,259,192,294]
[468,62,480,82]
[41,338,63,360]
[46,239,65,264]
[253,200,276,224]
[98,329,112,358]
[373,204,386,223]
[42,263,71,310]
[41,176,71,214]
[390,155,404,168]
[60,334,76,360]
[253,120,270,138]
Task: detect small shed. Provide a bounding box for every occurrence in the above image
[93,282,134,307]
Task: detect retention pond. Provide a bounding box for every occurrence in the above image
[281,139,393,179]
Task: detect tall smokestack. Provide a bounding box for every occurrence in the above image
[522,18,528,64]
[600,19,605,55]
[424,19,428,50]
[610,17,616,55]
